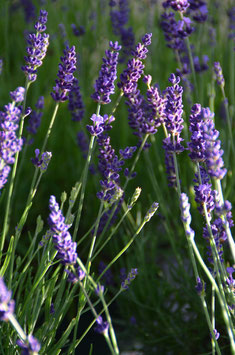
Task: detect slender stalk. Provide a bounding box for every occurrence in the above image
[8,314,27,341]
[73,103,101,240]
[211,284,216,355]
[41,102,59,153]
[221,86,235,157]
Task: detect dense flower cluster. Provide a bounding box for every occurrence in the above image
[0,88,25,190]
[109,0,135,62]
[91,41,121,104]
[17,335,41,355]
[0,277,15,321]
[51,46,77,102]
[22,9,49,82]
[118,33,152,96]
[68,78,85,121]
[188,0,208,23]
[163,0,190,13]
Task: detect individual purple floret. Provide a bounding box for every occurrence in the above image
[17,335,41,355]
[68,78,85,122]
[0,89,24,190]
[66,266,85,283]
[91,41,121,105]
[22,9,49,82]
[71,24,85,37]
[0,277,15,322]
[118,33,152,96]
[51,46,77,102]
[86,114,105,136]
[31,149,52,172]
[195,277,205,295]
[94,316,109,334]
[26,96,44,141]
[213,62,225,88]
[121,268,138,290]
[47,195,77,265]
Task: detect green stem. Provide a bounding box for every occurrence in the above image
[8,313,27,341]
[41,102,59,154]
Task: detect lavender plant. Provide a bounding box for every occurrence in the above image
[0,1,234,354]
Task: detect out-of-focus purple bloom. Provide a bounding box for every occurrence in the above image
[163,0,190,13]
[228,7,235,42]
[95,284,105,296]
[17,335,41,355]
[22,9,49,82]
[120,267,127,282]
[0,89,24,190]
[66,267,85,283]
[121,268,138,290]
[226,267,235,287]
[211,329,220,341]
[31,149,52,172]
[188,0,208,23]
[94,316,109,334]
[20,0,36,23]
[26,96,44,141]
[0,59,3,75]
[91,41,121,105]
[213,62,225,87]
[164,150,176,188]
[195,276,205,295]
[68,78,85,122]
[47,195,77,265]
[98,261,114,285]
[0,277,15,322]
[51,46,77,102]
[71,24,85,36]
[118,33,152,96]
[109,0,135,63]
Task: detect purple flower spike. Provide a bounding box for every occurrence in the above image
[91,41,121,105]
[68,78,85,122]
[87,114,104,136]
[213,62,225,88]
[0,91,24,190]
[121,268,138,290]
[51,46,77,102]
[31,149,52,172]
[17,335,41,355]
[26,96,44,140]
[195,277,205,295]
[22,9,49,82]
[163,0,190,13]
[47,195,78,265]
[118,33,152,96]
[0,277,15,322]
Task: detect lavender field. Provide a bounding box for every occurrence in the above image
[0,0,235,354]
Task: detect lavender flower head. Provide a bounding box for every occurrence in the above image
[163,0,190,13]
[121,268,138,290]
[118,33,152,96]
[31,149,52,172]
[179,192,195,239]
[22,9,49,82]
[51,46,77,102]
[17,335,41,355]
[0,88,24,190]
[94,316,109,335]
[0,277,15,321]
[68,78,85,122]
[91,41,121,104]
[213,62,225,88]
[47,195,77,265]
